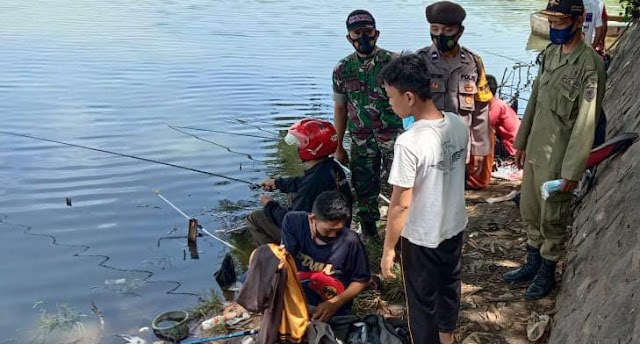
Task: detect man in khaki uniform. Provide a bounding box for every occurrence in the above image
[502,0,606,300]
[416,1,493,190]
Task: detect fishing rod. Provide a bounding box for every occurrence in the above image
[181,328,259,344]
[214,224,249,234]
[153,189,240,251]
[0,130,261,189]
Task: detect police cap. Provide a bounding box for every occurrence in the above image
[426,1,466,25]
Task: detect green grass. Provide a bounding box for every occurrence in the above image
[36,304,87,337]
[190,289,225,321]
[354,236,405,317]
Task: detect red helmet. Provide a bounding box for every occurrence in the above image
[285,118,339,161]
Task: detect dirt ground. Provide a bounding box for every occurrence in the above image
[355,179,559,344]
[455,180,557,344]
[193,179,561,344]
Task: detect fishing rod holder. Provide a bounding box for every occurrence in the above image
[155,218,202,260]
[188,219,198,243]
[188,219,199,259]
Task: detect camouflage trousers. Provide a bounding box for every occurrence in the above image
[349,133,397,223]
[520,162,572,262]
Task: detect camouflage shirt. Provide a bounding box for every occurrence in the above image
[332,48,403,140]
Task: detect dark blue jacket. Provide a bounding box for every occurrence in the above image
[263,158,352,227]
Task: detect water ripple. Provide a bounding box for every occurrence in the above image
[0,0,547,341]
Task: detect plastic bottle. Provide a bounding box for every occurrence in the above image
[201,315,226,331]
[201,311,237,331]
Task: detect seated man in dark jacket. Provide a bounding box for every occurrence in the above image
[282,191,371,321]
[247,118,353,245]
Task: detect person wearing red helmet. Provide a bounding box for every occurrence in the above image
[246,118,353,245]
[286,118,342,161]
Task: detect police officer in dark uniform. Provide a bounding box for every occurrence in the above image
[417,1,494,190]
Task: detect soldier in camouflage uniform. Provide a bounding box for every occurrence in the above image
[333,9,403,239]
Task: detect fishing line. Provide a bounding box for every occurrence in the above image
[224,118,281,135]
[167,125,265,162]
[153,189,241,251]
[499,67,508,99]
[168,124,276,140]
[0,215,199,298]
[0,130,260,188]
[477,48,527,63]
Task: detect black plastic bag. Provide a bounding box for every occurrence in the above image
[214,253,237,289]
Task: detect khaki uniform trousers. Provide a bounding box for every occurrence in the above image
[520,162,572,261]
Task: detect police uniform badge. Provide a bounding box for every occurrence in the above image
[465,95,473,105]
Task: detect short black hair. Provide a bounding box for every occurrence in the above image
[486,74,498,95]
[312,191,351,222]
[379,53,432,101]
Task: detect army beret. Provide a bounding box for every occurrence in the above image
[426,1,466,25]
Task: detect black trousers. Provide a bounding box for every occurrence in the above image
[400,232,464,344]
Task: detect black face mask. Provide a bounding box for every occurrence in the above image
[352,33,376,55]
[431,33,459,52]
[314,224,337,245]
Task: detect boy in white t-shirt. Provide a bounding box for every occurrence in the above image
[379,53,469,344]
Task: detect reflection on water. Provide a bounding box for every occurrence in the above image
[0,0,583,342]
[527,33,554,52]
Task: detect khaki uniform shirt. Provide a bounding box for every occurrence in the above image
[515,40,606,181]
[417,45,493,157]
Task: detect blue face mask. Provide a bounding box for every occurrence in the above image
[549,21,577,45]
[402,115,415,130]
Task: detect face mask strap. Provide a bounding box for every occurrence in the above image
[347,30,377,55]
[313,223,336,244]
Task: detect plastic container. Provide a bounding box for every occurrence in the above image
[151,310,190,342]
[541,179,562,200]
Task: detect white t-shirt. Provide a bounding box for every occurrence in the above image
[583,0,604,44]
[387,112,469,248]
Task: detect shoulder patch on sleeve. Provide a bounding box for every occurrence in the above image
[584,79,597,102]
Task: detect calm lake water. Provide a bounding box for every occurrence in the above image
[0,0,621,342]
